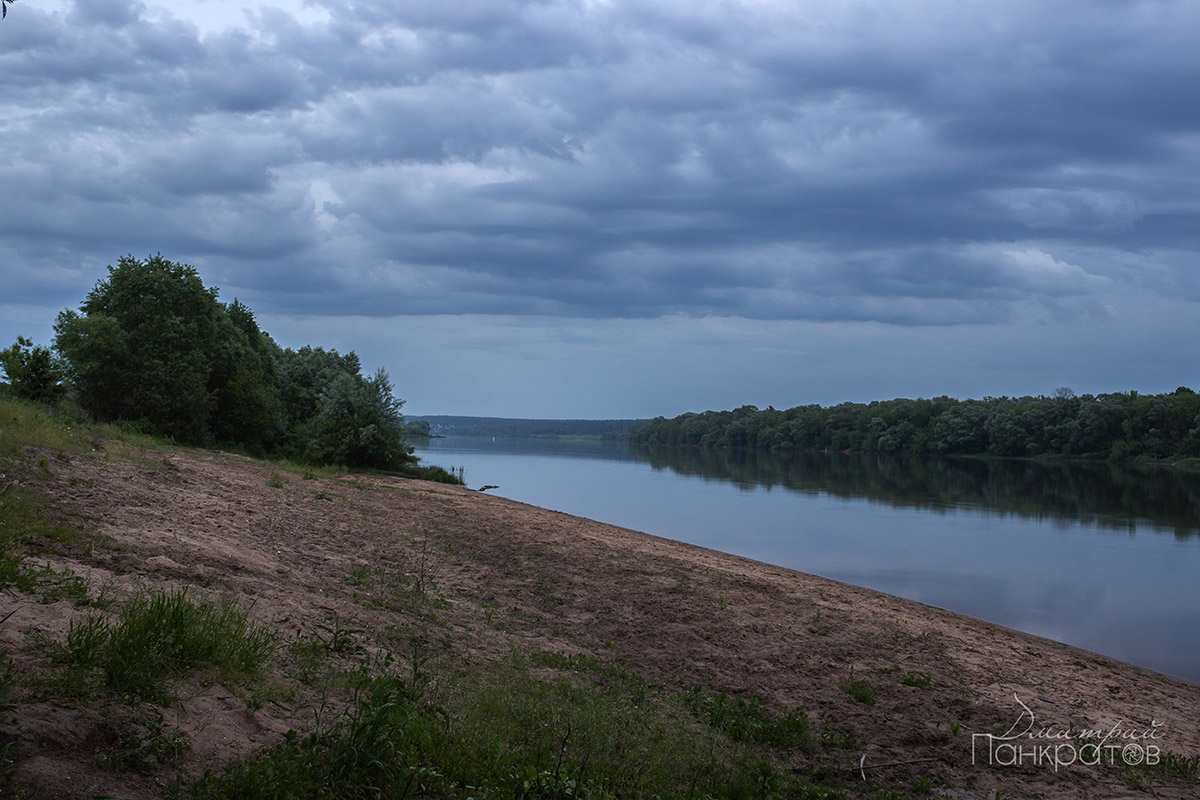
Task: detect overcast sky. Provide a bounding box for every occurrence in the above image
[2,0,1198,418]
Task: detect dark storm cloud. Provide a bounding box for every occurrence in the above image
[3,0,1199,327]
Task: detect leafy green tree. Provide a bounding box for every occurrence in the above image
[54,254,225,442]
[404,419,432,437]
[304,368,416,470]
[42,252,434,475]
[275,345,364,456]
[0,336,66,403]
[208,300,284,454]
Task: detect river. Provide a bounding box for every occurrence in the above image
[414,436,1200,684]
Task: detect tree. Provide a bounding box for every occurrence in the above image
[304,368,416,470]
[42,252,431,473]
[54,254,224,441]
[2,0,15,21]
[404,419,432,437]
[53,254,282,447]
[0,336,66,403]
[208,299,283,453]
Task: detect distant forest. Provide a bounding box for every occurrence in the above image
[410,415,646,439]
[629,389,1200,462]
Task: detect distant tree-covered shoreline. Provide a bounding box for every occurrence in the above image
[410,415,646,439]
[630,388,1200,462]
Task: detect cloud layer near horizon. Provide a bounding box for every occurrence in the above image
[3,0,1199,414]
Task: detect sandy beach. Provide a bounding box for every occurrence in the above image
[2,443,1198,799]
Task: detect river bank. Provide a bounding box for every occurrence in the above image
[1,435,1197,798]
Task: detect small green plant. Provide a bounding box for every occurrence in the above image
[345,566,372,588]
[406,536,439,599]
[94,712,191,774]
[819,726,862,749]
[64,613,110,665]
[315,615,364,655]
[285,637,328,685]
[0,557,90,604]
[898,670,934,690]
[839,671,876,705]
[266,473,285,489]
[1111,748,1200,790]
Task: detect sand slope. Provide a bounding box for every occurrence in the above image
[2,444,1197,799]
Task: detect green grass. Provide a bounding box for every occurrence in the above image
[182,648,871,800]
[0,481,92,555]
[839,673,877,705]
[0,649,14,795]
[271,459,347,481]
[0,480,101,604]
[897,671,934,690]
[0,557,90,604]
[0,397,92,456]
[345,565,372,587]
[62,587,277,703]
[313,615,365,655]
[682,685,811,748]
[395,463,464,484]
[531,650,655,704]
[1110,748,1200,792]
[883,664,935,691]
[183,670,439,800]
[193,665,728,799]
[0,395,177,462]
[94,711,191,774]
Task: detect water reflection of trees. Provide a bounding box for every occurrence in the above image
[628,446,1200,538]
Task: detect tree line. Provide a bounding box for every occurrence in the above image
[412,415,646,439]
[1,254,452,477]
[629,388,1200,462]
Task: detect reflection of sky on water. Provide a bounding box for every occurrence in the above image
[416,438,1200,683]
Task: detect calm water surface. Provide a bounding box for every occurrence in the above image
[414,437,1200,683]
